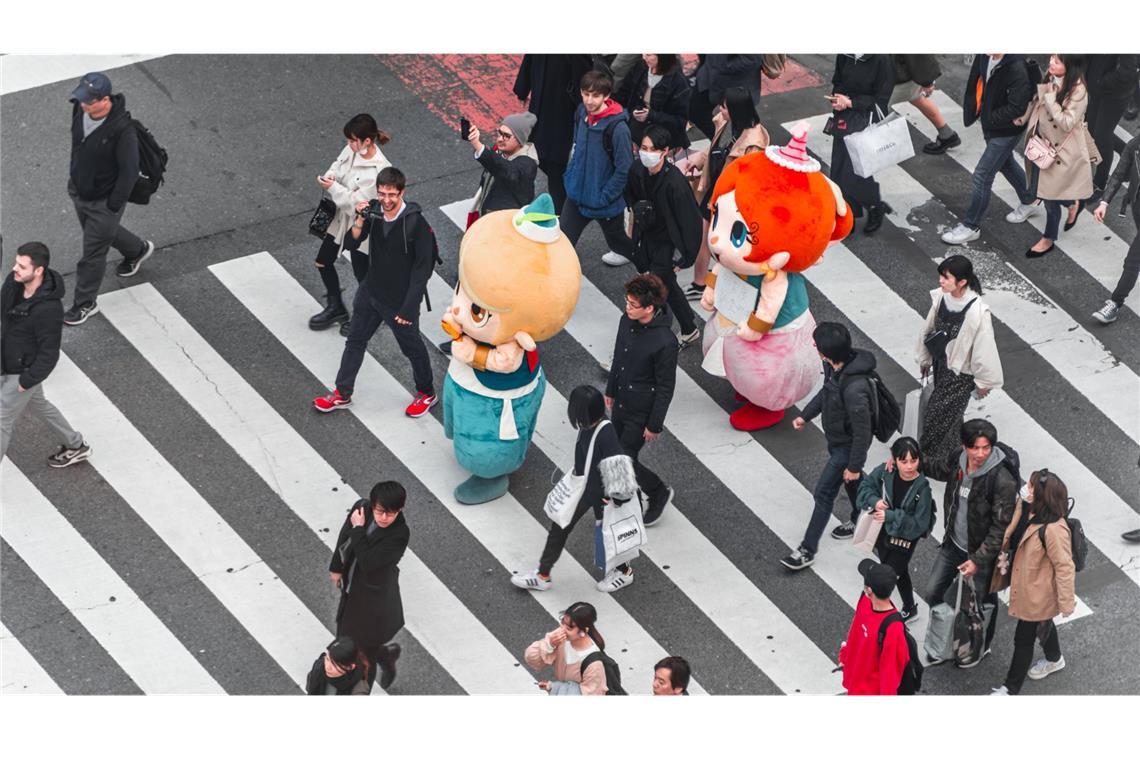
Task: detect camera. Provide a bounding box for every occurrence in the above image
[356,198,383,221]
[631,199,656,229]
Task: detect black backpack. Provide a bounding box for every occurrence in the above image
[984,442,1022,504]
[398,212,444,311]
[878,611,923,694]
[1038,499,1088,573]
[116,114,168,205]
[845,371,902,443]
[580,650,627,695]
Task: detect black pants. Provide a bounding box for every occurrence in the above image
[875,532,917,610]
[315,234,369,296]
[1004,619,1061,694]
[539,159,568,214]
[688,88,717,142]
[611,414,667,503]
[537,497,630,578]
[1111,205,1140,307]
[641,242,698,335]
[1087,94,1131,192]
[335,287,434,398]
[560,199,635,260]
[830,114,883,216]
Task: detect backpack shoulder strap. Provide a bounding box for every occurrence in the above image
[580,650,605,674]
[877,612,903,649]
[602,119,618,162]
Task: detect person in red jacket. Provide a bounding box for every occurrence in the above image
[838,559,911,695]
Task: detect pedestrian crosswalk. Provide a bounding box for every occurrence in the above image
[3,113,1138,696]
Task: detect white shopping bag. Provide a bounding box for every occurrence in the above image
[901,376,932,441]
[543,421,608,528]
[844,108,915,178]
[600,493,648,574]
[852,509,882,554]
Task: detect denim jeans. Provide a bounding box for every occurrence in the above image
[925,539,999,650]
[963,134,1034,229]
[800,445,862,555]
[1042,199,1074,241]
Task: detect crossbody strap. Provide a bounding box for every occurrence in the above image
[579,420,610,476]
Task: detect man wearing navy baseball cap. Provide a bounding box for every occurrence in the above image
[65,71,155,326]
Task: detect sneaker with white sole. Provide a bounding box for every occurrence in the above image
[405,392,438,418]
[941,223,981,245]
[596,568,634,593]
[1005,202,1043,223]
[601,252,632,267]
[1092,300,1120,324]
[957,647,992,669]
[780,546,815,571]
[63,301,100,326]
[116,240,155,277]
[511,571,552,591]
[830,520,855,540]
[46,441,91,468]
[1027,656,1065,680]
[643,487,673,526]
[989,685,1010,695]
[678,328,701,349]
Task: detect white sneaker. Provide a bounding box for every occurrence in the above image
[678,328,701,349]
[1027,656,1065,680]
[596,568,634,593]
[1005,202,1043,223]
[941,223,981,245]
[511,571,551,591]
[602,252,632,267]
[1092,300,1120,324]
[989,685,1010,696]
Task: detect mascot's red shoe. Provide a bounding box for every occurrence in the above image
[729,403,785,431]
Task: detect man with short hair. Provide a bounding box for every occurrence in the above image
[1,242,90,465]
[465,112,539,217]
[782,322,875,571]
[838,559,911,695]
[605,273,678,526]
[65,72,155,326]
[625,124,703,349]
[652,655,691,695]
[313,167,437,419]
[922,418,1016,664]
[561,70,637,268]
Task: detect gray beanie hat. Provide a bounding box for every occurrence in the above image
[502,112,537,145]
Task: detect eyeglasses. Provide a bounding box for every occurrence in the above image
[625,298,646,310]
[496,130,515,141]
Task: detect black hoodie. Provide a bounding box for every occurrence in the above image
[69,93,139,211]
[801,348,876,472]
[605,307,678,434]
[1,268,66,389]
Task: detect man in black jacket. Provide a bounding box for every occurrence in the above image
[465,111,539,216]
[1,242,90,465]
[313,168,437,419]
[625,125,703,348]
[942,55,1038,246]
[1085,55,1140,199]
[782,322,873,571]
[922,418,1016,662]
[65,72,155,326]
[605,274,678,526]
[689,55,763,141]
[1091,131,1140,324]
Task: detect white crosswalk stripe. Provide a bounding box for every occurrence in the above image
[1,622,64,695]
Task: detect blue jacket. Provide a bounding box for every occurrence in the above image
[563,102,633,219]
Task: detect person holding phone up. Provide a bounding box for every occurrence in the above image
[328,481,410,690]
[464,112,539,221]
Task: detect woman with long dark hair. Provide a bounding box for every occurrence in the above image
[1016,54,1099,258]
[990,469,1076,694]
[915,255,1003,470]
[858,436,934,622]
[614,54,692,152]
[524,602,610,695]
[511,385,639,594]
[309,114,392,335]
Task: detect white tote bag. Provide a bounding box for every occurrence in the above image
[600,492,648,574]
[543,421,609,529]
[852,481,885,553]
[844,106,915,178]
[901,376,932,441]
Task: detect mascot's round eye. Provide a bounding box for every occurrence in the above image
[711,207,720,228]
[469,302,492,327]
[730,220,748,248]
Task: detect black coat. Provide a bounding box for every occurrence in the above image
[0,269,65,389]
[614,61,692,150]
[962,55,1034,139]
[69,93,138,210]
[329,503,409,658]
[1085,55,1140,102]
[1103,131,1140,214]
[800,348,876,472]
[341,202,433,321]
[305,653,371,695]
[513,54,593,167]
[605,307,678,434]
[695,55,763,109]
[893,55,941,87]
[624,161,703,271]
[474,147,538,214]
[832,55,894,116]
[924,449,1017,576]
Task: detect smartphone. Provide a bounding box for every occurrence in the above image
[459,116,471,140]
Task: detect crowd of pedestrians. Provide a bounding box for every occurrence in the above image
[4,52,1138,698]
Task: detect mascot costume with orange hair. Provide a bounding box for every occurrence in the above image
[442,194,582,504]
[699,121,854,430]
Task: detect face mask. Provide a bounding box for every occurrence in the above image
[1052,75,1063,86]
[1019,484,1033,503]
[639,150,663,168]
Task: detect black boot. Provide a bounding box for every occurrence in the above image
[863,202,892,235]
[309,292,348,331]
[378,643,401,690]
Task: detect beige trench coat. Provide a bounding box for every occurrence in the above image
[1020,82,1100,201]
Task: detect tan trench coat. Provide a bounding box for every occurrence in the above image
[990,499,1076,622]
[1020,82,1100,201]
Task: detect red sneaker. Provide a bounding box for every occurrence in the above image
[314,389,352,413]
[405,391,438,418]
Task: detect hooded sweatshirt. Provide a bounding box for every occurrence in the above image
[951,445,1007,552]
[342,200,434,321]
[1,268,66,388]
[801,348,877,471]
[563,99,634,219]
[69,93,138,210]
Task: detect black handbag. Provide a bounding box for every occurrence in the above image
[923,297,977,358]
[308,195,337,239]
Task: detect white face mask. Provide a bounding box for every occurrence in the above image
[1019,484,1033,503]
[639,150,663,168]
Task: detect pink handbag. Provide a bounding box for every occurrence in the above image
[1025,134,1059,169]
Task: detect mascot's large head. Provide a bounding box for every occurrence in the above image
[708,121,854,279]
[443,193,581,350]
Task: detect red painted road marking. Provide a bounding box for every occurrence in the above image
[380,54,824,131]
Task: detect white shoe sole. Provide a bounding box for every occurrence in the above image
[118,241,155,278]
[596,574,634,593]
[941,230,981,245]
[780,557,815,571]
[63,303,101,325]
[511,576,551,591]
[405,397,438,418]
[601,253,631,267]
[1027,661,1064,680]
